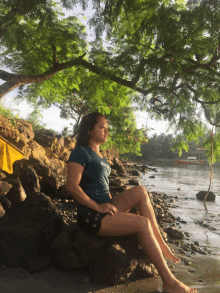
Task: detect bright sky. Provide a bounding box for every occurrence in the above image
[1,1,173,137]
[1,93,172,136]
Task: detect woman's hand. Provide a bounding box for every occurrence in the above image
[98,203,119,215]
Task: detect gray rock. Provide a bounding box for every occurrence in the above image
[5,179,27,203]
[53,249,84,270]
[112,158,125,174]
[196,191,216,201]
[40,175,60,194]
[73,229,107,252]
[149,176,155,179]
[188,268,196,273]
[34,129,64,149]
[141,165,148,173]
[110,170,118,179]
[52,229,158,286]
[191,244,201,252]
[25,254,52,273]
[128,179,140,186]
[89,243,157,285]
[130,170,141,176]
[0,195,63,267]
[109,178,122,187]
[0,181,12,195]
[111,186,128,194]
[15,164,40,195]
[0,194,11,211]
[50,224,77,251]
[166,227,184,239]
[184,260,192,266]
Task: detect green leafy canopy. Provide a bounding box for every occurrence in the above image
[1,0,220,158]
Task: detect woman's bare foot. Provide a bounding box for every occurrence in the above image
[163,247,181,263]
[163,279,197,293]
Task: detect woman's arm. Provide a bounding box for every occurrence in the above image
[66,162,118,215]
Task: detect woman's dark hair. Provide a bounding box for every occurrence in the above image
[76,112,106,146]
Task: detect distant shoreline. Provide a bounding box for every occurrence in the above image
[130,157,220,166]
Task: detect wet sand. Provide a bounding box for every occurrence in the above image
[1,243,219,293]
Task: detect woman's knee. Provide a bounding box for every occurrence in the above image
[131,185,147,195]
[137,216,151,233]
[134,185,149,201]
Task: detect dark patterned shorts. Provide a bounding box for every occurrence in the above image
[77,210,107,235]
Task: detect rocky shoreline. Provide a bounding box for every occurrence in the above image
[0,114,213,291]
[0,158,208,284]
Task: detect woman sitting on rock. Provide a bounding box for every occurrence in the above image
[66,112,197,293]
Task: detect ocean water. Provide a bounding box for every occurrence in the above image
[141,162,220,256]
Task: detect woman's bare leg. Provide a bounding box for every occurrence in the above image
[97,212,196,293]
[111,186,180,263]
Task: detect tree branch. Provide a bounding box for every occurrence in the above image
[184,56,220,75]
[0,81,20,98]
[131,58,148,85]
[1,52,218,104]
[187,84,220,105]
[0,56,156,99]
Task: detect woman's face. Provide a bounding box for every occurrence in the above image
[89,117,109,144]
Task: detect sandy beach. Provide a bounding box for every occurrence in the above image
[1,242,219,293]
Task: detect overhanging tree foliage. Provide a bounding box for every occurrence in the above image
[1,0,220,157]
[16,66,147,154]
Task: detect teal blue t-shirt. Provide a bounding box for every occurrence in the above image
[68,145,111,216]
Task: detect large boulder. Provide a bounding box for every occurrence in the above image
[34,129,63,148]
[40,175,60,194]
[13,157,66,194]
[89,244,156,285]
[0,194,63,267]
[0,195,11,211]
[13,158,50,178]
[129,178,140,186]
[5,178,27,203]
[109,178,122,187]
[53,249,84,270]
[12,164,40,196]
[24,254,52,273]
[39,158,66,193]
[25,140,50,164]
[14,119,35,142]
[101,149,119,166]
[0,181,12,195]
[130,170,141,176]
[59,150,71,162]
[166,227,184,240]
[34,129,67,159]
[64,137,76,151]
[196,191,216,201]
[51,228,157,286]
[49,158,66,175]
[112,157,125,174]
